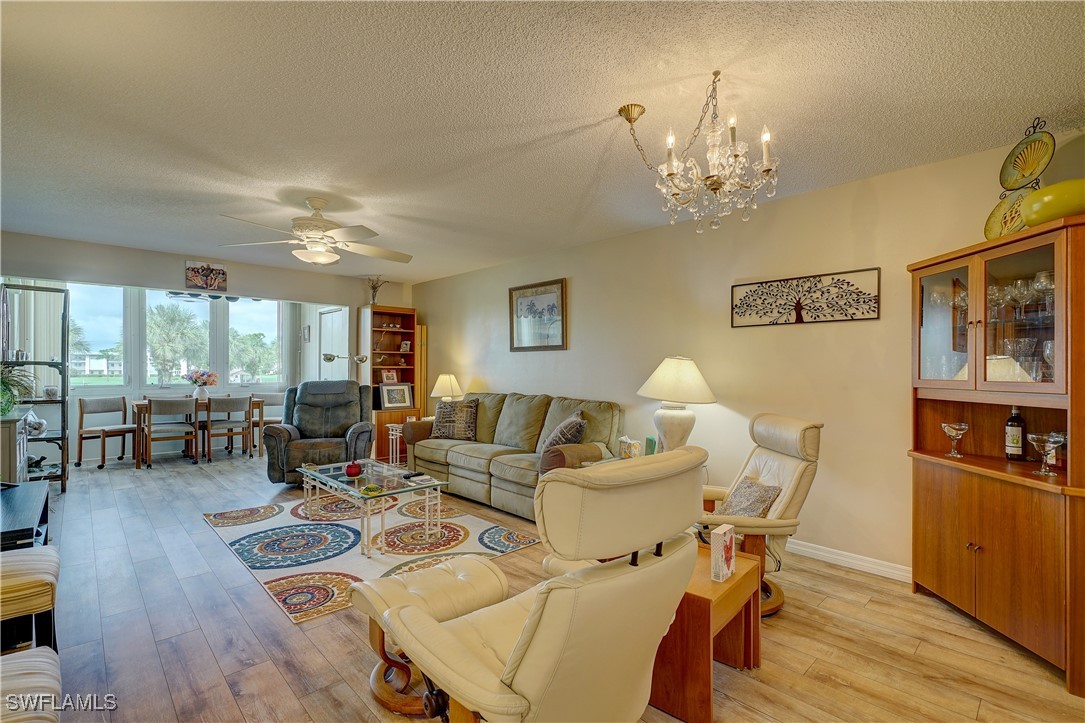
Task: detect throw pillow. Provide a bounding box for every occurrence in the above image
[718,476,782,517]
[430,399,479,441]
[537,411,587,472]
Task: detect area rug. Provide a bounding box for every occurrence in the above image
[204,495,538,623]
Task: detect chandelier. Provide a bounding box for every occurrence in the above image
[619,71,779,232]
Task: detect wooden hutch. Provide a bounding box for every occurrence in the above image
[907,214,1084,697]
[358,305,426,463]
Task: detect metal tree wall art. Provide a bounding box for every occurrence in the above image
[731,268,881,327]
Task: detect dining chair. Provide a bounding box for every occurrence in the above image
[204,395,253,462]
[250,392,285,457]
[74,396,137,470]
[143,397,200,468]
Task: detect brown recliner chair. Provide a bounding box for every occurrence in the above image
[263,380,375,484]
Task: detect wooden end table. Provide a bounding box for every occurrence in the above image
[649,547,761,723]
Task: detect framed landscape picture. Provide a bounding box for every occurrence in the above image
[380,383,414,409]
[381,370,398,384]
[509,278,567,351]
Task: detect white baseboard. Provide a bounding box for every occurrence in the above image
[785,539,912,583]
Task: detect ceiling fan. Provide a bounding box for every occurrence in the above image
[220,197,412,265]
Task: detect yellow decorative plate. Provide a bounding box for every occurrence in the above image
[984,188,1033,240]
[999,131,1055,190]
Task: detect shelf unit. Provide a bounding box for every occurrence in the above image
[907,214,1083,697]
[358,305,426,463]
[1,284,70,492]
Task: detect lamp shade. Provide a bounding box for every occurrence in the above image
[636,356,715,404]
[430,374,463,400]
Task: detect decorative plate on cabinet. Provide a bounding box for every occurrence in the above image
[999,131,1055,190]
[984,187,1033,240]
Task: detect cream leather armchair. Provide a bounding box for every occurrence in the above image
[700,413,823,616]
[377,446,708,722]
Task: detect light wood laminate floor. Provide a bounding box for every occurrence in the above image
[41,454,1084,722]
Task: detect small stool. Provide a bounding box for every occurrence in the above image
[349,555,507,715]
[1,547,60,651]
[0,647,62,722]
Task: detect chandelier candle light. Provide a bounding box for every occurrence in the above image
[619,71,779,232]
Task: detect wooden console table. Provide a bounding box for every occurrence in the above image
[649,547,761,723]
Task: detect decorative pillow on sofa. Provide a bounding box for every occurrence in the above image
[431,399,479,441]
[537,411,586,472]
[718,476,782,517]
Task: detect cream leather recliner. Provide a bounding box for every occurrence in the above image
[699,413,823,615]
[379,446,708,722]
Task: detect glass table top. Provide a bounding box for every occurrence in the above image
[297,460,446,499]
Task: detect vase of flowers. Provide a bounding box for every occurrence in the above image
[182,369,218,400]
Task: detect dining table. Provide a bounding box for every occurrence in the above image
[130,397,265,469]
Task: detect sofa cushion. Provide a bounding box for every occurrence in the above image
[447,443,524,474]
[493,393,552,450]
[431,399,479,441]
[719,476,782,517]
[464,393,507,445]
[292,380,361,438]
[536,397,622,454]
[490,454,542,487]
[414,438,469,466]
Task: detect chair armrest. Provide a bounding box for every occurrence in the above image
[263,424,301,483]
[539,442,605,475]
[263,423,300,444]
[701,514,800,537]
[346,421,375,460]
[383,605,530,719]
[0,547,60,620]
[402,420,434,445]
[702,485,730,503]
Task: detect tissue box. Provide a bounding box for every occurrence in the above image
[711,524,735,582]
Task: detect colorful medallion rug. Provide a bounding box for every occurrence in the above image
[204,496,538,623]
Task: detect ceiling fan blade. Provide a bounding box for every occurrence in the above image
[221,214,294,236]
[340,242,413,264]
[219,239,299,247]
[326,223,378,242]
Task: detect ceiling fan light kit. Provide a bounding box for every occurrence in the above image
[220,196,412,266]
[619,70,780,233]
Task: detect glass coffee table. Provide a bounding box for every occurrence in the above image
[297,460,448,558]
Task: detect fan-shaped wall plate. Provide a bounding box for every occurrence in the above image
[984,187,1033,240]
[999,131,1055,190]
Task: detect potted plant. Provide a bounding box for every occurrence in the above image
[0,364,36,416]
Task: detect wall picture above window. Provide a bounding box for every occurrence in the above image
[509,278,567,352]
[731,267,880,327]
[185,260,227,291]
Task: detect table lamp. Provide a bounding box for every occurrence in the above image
[430,374,463,402]
[636,356,715,451]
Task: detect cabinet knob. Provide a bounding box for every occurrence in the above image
[965,542,974,550]
[973,545,983,553]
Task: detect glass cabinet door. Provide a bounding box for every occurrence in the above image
[978,233,1065,393]
[915,263,972,386]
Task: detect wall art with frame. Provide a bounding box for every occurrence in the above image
[380,383,414,410]
[731,267,881,327]
[509,278,567,351]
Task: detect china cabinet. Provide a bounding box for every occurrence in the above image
[908,214,1084,696]
[358,305,427,463]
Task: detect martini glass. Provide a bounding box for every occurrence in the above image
[941,422,969,459]
[1027,432,1066,476]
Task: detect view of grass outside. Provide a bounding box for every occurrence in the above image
[69,283,124,388]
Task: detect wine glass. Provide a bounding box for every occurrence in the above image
[941,422,969,459]
[1033,270,1055,314]
[987,284,1008,322]
[1043,340,1055,380]
[1009,279,1034,319]
[1027,432,1066,476]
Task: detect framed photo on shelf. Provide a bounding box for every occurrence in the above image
[509,278,567,352]
[381,370,398,384]
[399,341,411,352]
[380,383,414,410]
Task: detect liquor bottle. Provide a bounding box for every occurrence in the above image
[1005,406,1025,461]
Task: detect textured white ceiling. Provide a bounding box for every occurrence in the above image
[2,2,1083,284]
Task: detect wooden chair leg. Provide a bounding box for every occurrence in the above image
[119,433,127,461]
[76,433,84,467]
[98,431,107,470]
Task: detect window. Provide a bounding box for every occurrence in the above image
[144,290,209,386]
[228,298,281,385]
[69,283,125,387]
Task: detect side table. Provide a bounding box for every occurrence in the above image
[387,423,405,468]
[649,547,761,723]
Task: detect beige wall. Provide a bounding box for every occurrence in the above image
[413,133,1084,568]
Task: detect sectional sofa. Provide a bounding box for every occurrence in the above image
[402,392,622,520]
